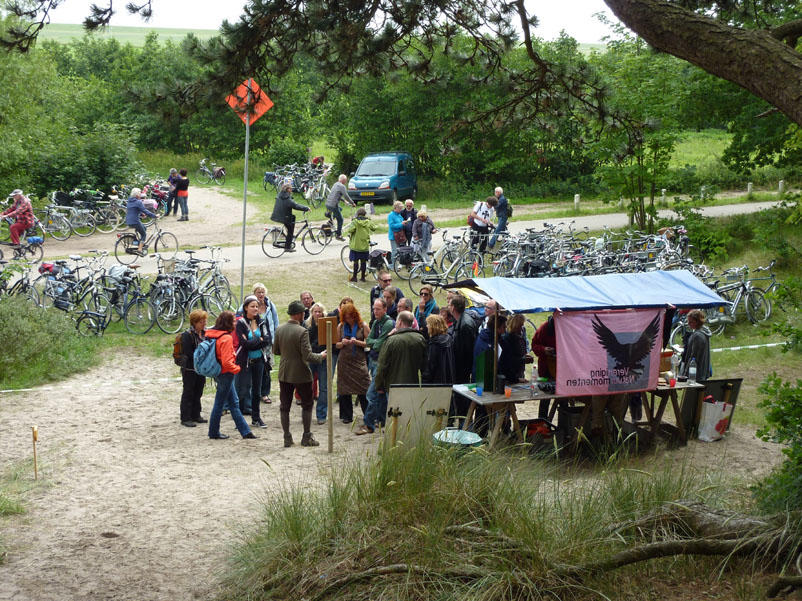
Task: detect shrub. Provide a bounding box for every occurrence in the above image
[754,374,802,511]
[0,296,101,389]
[254,139,309,168]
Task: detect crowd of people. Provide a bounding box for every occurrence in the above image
[173,272,559,444]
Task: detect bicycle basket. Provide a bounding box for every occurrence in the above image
[161,259,177,274]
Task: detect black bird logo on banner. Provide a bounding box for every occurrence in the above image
[591,313,661,375]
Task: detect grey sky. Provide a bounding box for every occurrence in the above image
[50,0,620,43]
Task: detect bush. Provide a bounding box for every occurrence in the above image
[254,139,309,168]
[0,296,101,389]
[754,374,802,511]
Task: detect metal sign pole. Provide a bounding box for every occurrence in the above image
[239,79,252,307]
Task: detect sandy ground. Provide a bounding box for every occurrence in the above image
[0,185,788,601]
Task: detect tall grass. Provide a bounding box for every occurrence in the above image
[218,442,730,600]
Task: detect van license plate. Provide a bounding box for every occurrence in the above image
[360,192,374,196]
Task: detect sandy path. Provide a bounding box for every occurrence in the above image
[0,358,379,601]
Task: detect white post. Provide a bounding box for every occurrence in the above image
[779,180,785,195]
[747,182,753,195]
[661,188,666,204]
[618,196,624,209]
[574,194,580,210]
[700,185,706,198]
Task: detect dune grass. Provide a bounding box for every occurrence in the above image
[217,440,751,601]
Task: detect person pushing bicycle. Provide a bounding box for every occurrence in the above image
[125,187,158,256]
[270,182,309,252]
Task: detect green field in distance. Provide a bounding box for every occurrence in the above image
[40,23,219,45]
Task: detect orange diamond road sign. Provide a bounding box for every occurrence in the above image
[226,79,273,125]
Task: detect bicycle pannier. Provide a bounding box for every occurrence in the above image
[193,338,221,378]
[369,249,386,270]
[213,167,226,178]
[397,245,414,266]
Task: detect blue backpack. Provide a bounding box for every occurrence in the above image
[193,337,221,378]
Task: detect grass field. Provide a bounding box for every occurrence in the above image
[40,23,219,45]
[671,128,733,167]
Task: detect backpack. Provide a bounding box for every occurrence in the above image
[193,337,221,378]
[173,332,184,367]
[507,202,513,217]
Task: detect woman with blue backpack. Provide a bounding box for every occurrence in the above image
[201,311,257,440]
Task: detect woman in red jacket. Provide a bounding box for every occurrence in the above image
[206,311,257,440]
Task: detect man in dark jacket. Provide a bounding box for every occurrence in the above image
[400,199,417,244]
[447,294,480,423]
[374,312,426,394]
[369,270,405,325]
[270,182,309,251]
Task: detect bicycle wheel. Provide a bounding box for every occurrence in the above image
[705,306,727,336]
[82,290,112,319]
[408,262,438,295]
[187,293,224,321]
[95,207,120,234]
[393,255,413,281]
[23,282,40,306]
[340,244,354,273]
[155,231,179,260]
[72,213,97,237]
[196,168,211,184]
[154,294,185,334]
[213,172,226,185]
[115,208,128,231]
[301,226,329,255]
[745,288,772,323]
[0,218,10,242]
[670,323,687,348]
[114,233,139,264]
[261,227,286,258]
[76,313,104,337]
[124,297,156,335]
[42,212,72,241]
[20,243,43,263]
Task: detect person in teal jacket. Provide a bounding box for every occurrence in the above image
[343,207,377,281]
[387,200,405,264]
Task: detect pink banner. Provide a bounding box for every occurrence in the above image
[555,309,665,396]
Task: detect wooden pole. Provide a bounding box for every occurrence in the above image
[32,426,38,480]
[326,320,333,453]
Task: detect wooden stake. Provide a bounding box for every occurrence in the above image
[32,426,38,480]
[326,320,333,454]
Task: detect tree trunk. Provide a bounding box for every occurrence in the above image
[602,0,802,126]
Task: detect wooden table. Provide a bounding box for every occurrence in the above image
[453,381,703,450]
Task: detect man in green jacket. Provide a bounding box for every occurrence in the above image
[374,311,426,393]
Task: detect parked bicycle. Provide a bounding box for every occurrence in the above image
[115,218,178,264]
[0,260,40,305]
[196,158,226,185]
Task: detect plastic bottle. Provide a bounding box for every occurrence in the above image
[530,366,537,398]
[688,358,697,384]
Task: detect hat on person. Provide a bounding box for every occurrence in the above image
[287,300,305,315]
[10,189,23,196]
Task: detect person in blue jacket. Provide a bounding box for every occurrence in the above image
[125,187,157,256]
[387,200,405,264]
